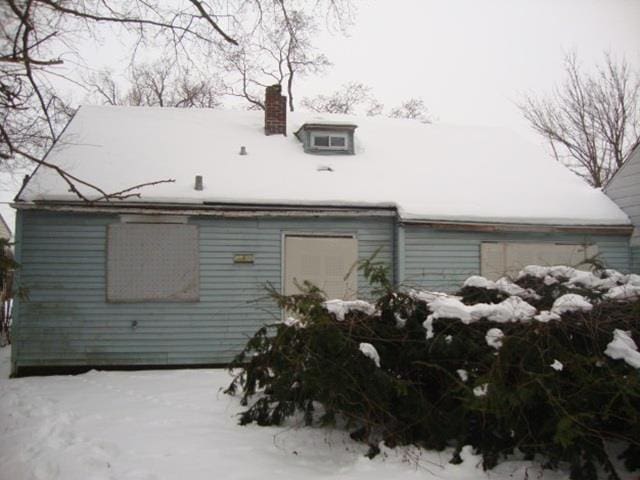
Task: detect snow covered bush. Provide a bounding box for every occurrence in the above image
[226,261,640,480]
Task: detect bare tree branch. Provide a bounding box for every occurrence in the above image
[89,60,223,109]
[1,123,174,201]
[187,0,238,45]
[1,0,353,200]
[302,83,435,123]
[302,82,374,114]
[388,98,432,123]
[0,0,240,199]
[519,52,640,187]
[216,4,331,112]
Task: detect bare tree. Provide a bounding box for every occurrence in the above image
[389,98,432,123]
[301,82,377,114]
[90,61,222,109]
[365,99,384,117]
[1,0,352,200]
[302,85,436,124]
[520,53,640,187]
[216,6,330,112]
[0,0,238,200]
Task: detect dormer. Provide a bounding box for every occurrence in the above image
[295,122,358,155]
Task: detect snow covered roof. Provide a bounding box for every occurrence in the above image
[18,105,630,226]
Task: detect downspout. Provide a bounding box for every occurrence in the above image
[395,218,406,287]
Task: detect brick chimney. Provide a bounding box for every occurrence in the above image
[264,84,287,136]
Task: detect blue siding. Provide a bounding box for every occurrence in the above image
[606,146,640,228]
[12,208,634,373]
[12,211,394,371]
[403,225,632,291]
[606,146,640,270]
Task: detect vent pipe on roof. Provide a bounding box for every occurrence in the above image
[239,146,247,155]
[264,84,287,136]
[194,175,203,191]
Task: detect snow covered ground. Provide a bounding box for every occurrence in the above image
[0,346,621,480]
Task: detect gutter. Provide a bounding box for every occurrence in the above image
[12,201,633,235]
[401,219,633,235]
[12,201,397,218]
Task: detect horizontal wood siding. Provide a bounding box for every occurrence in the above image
[13,211,394,371]
[633,246,640,274]
[606,147,640,227]
[403,226,632,291]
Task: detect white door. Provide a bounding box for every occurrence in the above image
[284,235,358,300]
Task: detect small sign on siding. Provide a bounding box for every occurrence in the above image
[233,254,255,264]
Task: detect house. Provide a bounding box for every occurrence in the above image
[10,85,634,375]
[605,144,640,273]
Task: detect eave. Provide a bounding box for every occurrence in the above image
[12,200,634,235]
[401,219,634,235]
[12,200,397,218]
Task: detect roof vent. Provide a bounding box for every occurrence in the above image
[239,146,247,155]
[317,165,333,172]
[194,175,203,191]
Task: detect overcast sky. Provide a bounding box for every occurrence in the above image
[297,0,640,138]
[1,0,639,230]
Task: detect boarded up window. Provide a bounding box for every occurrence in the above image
[480,242,599,280]
[107,224,199,302]
[284,235,358,300]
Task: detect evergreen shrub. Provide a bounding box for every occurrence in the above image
[226,260,640,479]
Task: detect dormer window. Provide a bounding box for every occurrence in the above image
[295,122,357,155]
[311,133,348,151]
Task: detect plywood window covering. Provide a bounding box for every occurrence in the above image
[480,242,599,281]
[284,235,358,300]
[107,224,199,302]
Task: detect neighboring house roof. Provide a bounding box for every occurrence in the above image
[17,105,630,226]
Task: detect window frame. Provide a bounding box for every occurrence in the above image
[310,132,349,152]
